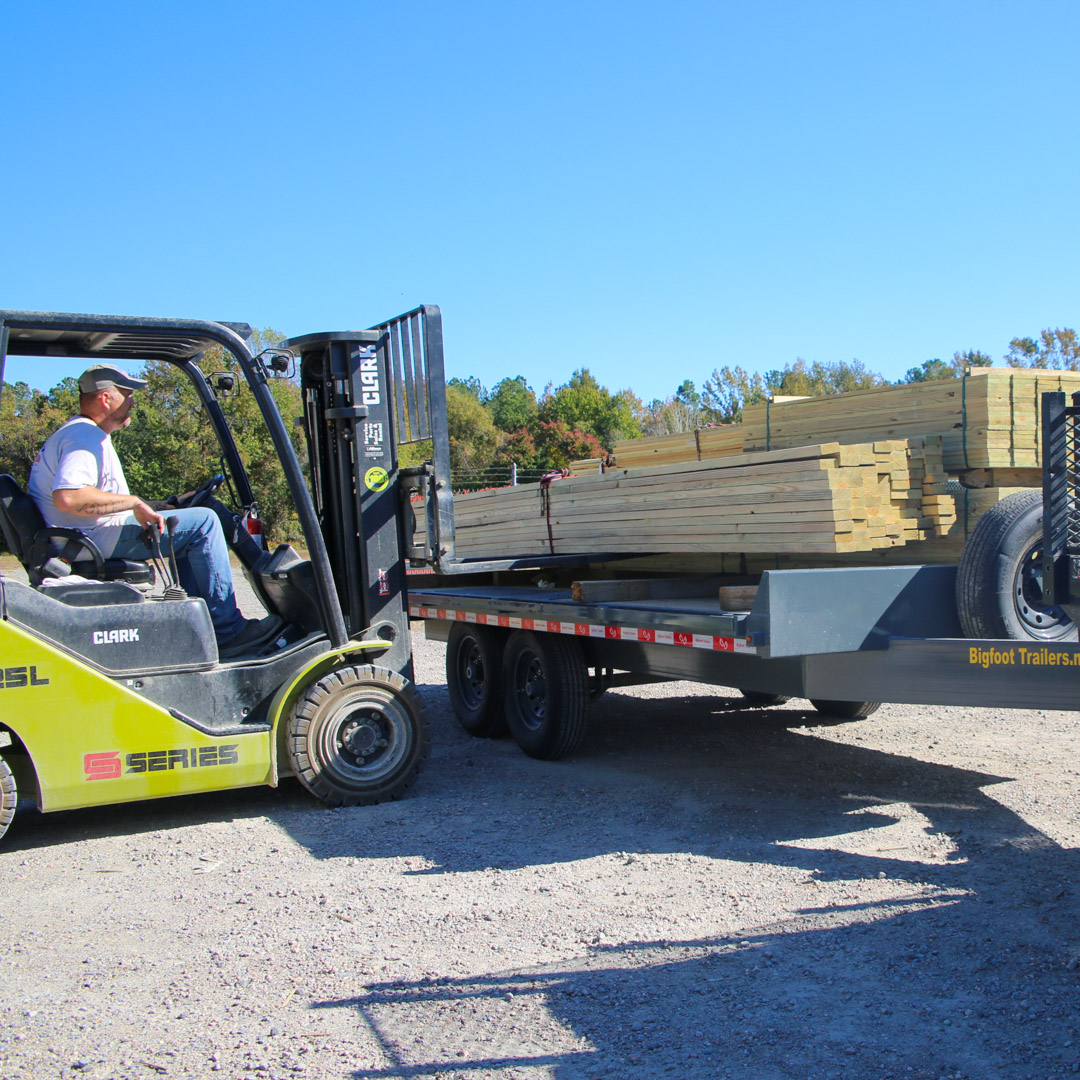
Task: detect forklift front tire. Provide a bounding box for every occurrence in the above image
[0,756,17,843]
[287,665,430,807]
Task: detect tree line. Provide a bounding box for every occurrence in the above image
[0,325,1076,548]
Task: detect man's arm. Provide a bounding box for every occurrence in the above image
[53,487,165,531]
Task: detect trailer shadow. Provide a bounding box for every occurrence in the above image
[290,684,1080,1079]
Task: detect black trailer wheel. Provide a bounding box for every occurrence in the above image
[502,631,589,760]
[809,699,881,719]
[446,622,507,737]
[287,665,430,806]
[738,689,792,707]
[956,489,1077,641]
[0,756,15,843]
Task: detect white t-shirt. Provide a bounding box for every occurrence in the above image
[28,416,133,557]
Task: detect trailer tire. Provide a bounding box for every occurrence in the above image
[287,665,430,806]
[956,489,1077,641]
[0,756,15,844]
[502,631,589,760]
[446,623,507,737]
[738,689,792,707]
[809,699,881,719]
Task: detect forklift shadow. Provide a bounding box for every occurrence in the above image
[8,780,316,852]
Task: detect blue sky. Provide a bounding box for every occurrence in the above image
[2,1,1077,403]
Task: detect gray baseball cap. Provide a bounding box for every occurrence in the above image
[78,364,148,394]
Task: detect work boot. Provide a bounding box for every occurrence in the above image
[218,614,286,660]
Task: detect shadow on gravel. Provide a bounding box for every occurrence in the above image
[289,686,1077,1080]
[10,680,1079,1078]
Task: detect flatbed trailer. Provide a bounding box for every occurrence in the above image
[288,306,1078,760]
[390,313,1080,758]
[407,563,1078,759]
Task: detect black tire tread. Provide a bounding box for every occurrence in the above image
[738,689,792,707]
[287,664,430,807]
[0,756,15,843]
[956,489,1075,641]
[808,699,881,719]
[503,631,589,760]
[446,622,507,738]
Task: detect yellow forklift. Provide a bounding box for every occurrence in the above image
[0,307,441,843]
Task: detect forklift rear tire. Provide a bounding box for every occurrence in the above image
[287,665,430,806]
[809,699,881,719]
[502,631,589,760]
[0,756,16,843]
[446,623,507,737]
[738,689,792,707]
[956,489,1077,641]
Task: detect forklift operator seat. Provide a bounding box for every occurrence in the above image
[0,474,154,587]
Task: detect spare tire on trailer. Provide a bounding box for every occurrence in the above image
[956,489,1077,641]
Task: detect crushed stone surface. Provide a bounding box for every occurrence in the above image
[2,629,1079,1080]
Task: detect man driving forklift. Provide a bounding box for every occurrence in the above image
[28,362,284,658]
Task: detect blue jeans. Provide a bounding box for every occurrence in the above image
[110,507,246,642]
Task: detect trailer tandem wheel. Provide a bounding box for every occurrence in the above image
[809,699,881,720]
[0,756,15,843]
[956,489,1076,641]
[287,665,430,806]
[446,622,508,737]
[502,630,589,760]
[738,689,792,707]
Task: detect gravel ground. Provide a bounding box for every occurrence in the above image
[2,605,1079,1080]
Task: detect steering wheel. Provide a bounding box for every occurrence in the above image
[182,473,226,508]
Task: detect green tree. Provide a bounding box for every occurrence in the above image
[701,365,768,424]
[1004,329,1080,370]
[765,358,885,397]
[445,383,500,473]
[538,369,640,449]
[447,375,488,402]
[488,376,537,433]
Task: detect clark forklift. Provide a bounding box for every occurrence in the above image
[0,307,449,844]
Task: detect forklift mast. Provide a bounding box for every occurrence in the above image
[1041,390,1080,620]
[288,306,454,679]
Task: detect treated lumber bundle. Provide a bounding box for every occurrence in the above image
[591,487,1020,575]
[429,436,946,558]
[609,368,1080,475]
[740,368,1080,470]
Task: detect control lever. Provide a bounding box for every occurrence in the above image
[163,517,187,600]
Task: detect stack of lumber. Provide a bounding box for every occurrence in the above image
[431,436,949,558]
[609,368,1080,474]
